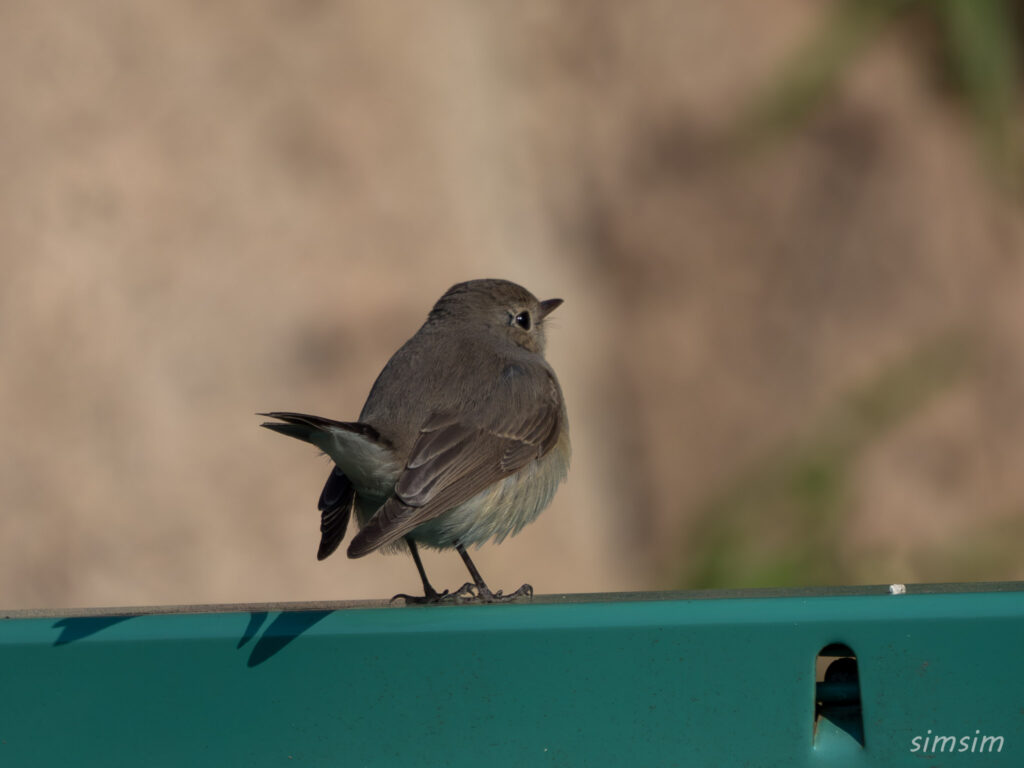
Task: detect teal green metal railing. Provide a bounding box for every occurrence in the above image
[2,583,1023,766]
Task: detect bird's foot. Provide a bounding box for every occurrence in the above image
[451,582,534,603]
[390,586,451,605]
[392,582,534,605]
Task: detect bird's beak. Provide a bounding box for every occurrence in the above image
[538,298,563,321]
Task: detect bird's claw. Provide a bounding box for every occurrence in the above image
[450,582,479,601]
[453,582,534,603]
[390,588,451,605]
[392,582,534,605]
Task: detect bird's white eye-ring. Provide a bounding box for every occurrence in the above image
[512,311,532,330]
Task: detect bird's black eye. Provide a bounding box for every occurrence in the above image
[513,311,531,330]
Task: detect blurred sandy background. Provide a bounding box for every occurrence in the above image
[2,2,1024,610]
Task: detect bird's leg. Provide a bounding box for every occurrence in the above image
[454,542,533,603]
[391,538,451,605]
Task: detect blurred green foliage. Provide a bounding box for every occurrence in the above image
[676,2,1023,590]
[739,0,1023,191]
[675,333,1017,589]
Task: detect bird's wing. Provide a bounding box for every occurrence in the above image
[347,371,563,557]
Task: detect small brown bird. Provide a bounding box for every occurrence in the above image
[261,278,570,603]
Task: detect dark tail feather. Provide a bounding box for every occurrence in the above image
[317,467,354,560]
[260,411,386,559]
[258,412,384,445]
